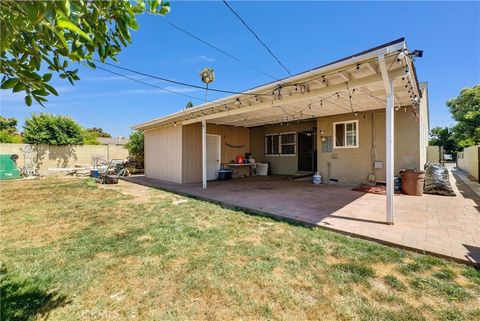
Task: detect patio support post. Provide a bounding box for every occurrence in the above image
[379,54,394,224]
[202,120,207,189]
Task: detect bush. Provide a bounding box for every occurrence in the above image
[125,130,144,160]
[0,130,22,143]
[23,113,84,145]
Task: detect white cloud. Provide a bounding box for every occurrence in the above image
[180,55,216,64]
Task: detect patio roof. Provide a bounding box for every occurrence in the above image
[133,37,421,131]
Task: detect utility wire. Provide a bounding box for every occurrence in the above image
[222,0,292,76]
[94,59,273,97]
[94,65,205,101]
[160,19,280,81]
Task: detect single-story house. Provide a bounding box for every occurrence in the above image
[98,136,128,145]
[133,38,429,224]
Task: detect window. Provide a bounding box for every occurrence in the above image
[265,134,279,155]
[265,132,296,155]
[280,133,296,155]
[333,120,359,148]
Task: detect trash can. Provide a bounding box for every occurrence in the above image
[400,170,425,196]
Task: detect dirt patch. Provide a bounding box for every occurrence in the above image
[98,180,152,204]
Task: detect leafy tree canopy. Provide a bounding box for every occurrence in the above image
[0,0,170,106]
[86,127,111,138]
[429,126,457,155]
[23,113,84,145]
[125,130,144,160]
[0,116,18,134]
[447,85,480,148]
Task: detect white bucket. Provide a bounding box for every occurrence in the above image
[313,172,322,185]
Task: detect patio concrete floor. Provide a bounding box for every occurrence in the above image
[124,169,480,265]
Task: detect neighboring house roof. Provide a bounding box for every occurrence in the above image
[133,38,422,131]
[98,137,128,145]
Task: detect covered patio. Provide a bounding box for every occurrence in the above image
[135,38,427,226]
[124,172,480,265]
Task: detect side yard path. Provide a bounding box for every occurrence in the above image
[1,178,479,321]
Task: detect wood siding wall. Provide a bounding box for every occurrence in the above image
[144,125,183,183]
[182,123,250,183]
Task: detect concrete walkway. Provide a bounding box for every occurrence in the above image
[451,167,480,198]
[124,172,480,265]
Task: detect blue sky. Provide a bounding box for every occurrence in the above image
[1,1,479,137]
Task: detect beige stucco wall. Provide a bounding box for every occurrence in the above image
[0,143,128,176]
[418,83,430,168]
[181,123,250,183]
[457,145,479,180]
[249,120,316,175]
[144,126,183,183]
[427,146,441,163]
[316,109,421,185]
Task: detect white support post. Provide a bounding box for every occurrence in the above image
[202,120,207,189]
[378,54,394,224]
[385,80,394,224]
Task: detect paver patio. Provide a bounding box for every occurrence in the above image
[124,170,480,265]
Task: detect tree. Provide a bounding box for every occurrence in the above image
[0,116,18,134]
[86,127,111,138]
[199,67,215,102]
[0,131,22,143]
[447,85,480,148]
[82,129,100,145]
[0,116,23,143]
[429,126,457,155]
[125,130,144,160]
[23,113,84,145]
[0,0,170,106]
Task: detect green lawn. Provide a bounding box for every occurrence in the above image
[1,178,479,321]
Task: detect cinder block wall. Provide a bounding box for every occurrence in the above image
[0,143,128,176]
[457,145,479,180]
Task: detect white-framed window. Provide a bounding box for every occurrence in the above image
[333,120,359,148]
[265,134,279,156]
[265,132,296,156]
[280,132,296,155]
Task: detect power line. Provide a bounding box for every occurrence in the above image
[94,65,205,101]
[222,0,292,76]
[94,59,273,97]
[160,19,280,81]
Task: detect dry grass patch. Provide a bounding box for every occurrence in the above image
[1,177,479,321]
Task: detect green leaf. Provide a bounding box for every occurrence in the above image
[57,16,90,42]
[25,95,32,107]
[127,14,139,30]
[1,78,18,89]
[44,84,59,96]
[13,82,25,93]
[43,73,53,82]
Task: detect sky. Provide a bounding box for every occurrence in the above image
[1,1,479,138]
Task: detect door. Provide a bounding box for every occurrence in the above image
[206,135,221,180]
[298,131,315,172]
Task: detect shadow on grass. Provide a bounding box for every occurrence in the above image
[1,270,70,321]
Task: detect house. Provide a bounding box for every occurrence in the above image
[98,136,128,145]
[132,38,429,224]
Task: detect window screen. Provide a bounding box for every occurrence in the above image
[265,135,279,155]
[280,133,296,155]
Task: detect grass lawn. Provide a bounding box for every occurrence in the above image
[1,178,479,321]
